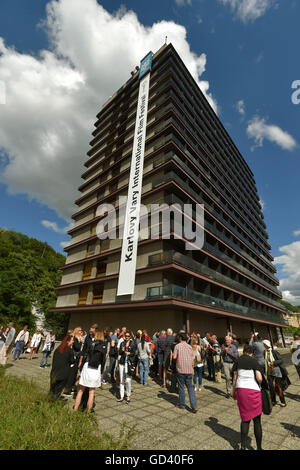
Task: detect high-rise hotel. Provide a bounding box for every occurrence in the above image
[51,43,287,343]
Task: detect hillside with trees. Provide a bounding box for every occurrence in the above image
[0,229,68,337]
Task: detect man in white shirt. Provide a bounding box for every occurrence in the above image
[13,325,29,360]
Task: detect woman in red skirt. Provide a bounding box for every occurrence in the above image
[232,344,263,450]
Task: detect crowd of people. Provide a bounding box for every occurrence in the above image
[1,321,299,451]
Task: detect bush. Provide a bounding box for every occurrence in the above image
[0,367,137,450]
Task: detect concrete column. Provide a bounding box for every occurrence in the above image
[280,327,286,348]
[267,325,274,348]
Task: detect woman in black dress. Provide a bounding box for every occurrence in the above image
[50,334,75,401]
[64,327,84,396]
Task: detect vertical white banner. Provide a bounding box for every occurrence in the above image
[117,72,150,296]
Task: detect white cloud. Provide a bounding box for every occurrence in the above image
[0,0,217,220]
[275,241,300,305]
[219,0,275,23]
[236,99,246,115]
[41,219,72,234]
[175,0,192,6]
[293,229,300,237]
[247,116,297,151]
[60,240,69,248]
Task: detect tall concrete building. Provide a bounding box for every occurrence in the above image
[51,43,287,342]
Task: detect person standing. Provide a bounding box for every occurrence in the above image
[2,322,16,365]
[0,325,6,354]
[232,344,263,451]
[74,330,104,412]
[13,325,29,360]
[207,334,221,382]
[29,330,42,360]
[117,332,136,403]
[221,336,239,398]
[50,334,75,401]
[173,333,197,413]
[291,335,300,379]
[137,334,151,386]
[40,330,56,368]
[191,337,203,392]
[263,340,290,407]
[163,328,175,388]
[102,328,119,384]
[156,330,167,387]
[249,333,265,369]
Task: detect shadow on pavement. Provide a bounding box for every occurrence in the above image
[204,417,253,450]
[156,390,178,406]
[204,385,227,397]
[280,422,300,438]
[284,391,300,402]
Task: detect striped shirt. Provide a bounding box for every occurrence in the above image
[173,341,194,375]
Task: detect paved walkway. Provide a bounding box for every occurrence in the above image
[4,349,300,450]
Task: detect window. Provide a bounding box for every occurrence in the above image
[109,181,118,193]
[96,260,107,277]
[92,285,104,304]
[82,262,93,280]
[100,239,110,252]
[78,286,89,305]
[86,242,95,256]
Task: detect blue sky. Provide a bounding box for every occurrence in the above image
[0,0,299,302]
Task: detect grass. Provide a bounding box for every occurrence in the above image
[0,367,137,450]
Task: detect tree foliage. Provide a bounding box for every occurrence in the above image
[0,229,68,335]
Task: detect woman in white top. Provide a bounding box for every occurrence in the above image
[232,344,263,450]
[29,330,42,360]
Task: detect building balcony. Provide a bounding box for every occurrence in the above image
[146,283,288,326]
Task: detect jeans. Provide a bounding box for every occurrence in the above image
[223,362,234,394]
[177,373,197,409]
[193,366,203,387]
[139,357,149,384]
[40,350,51,367]
[103,356,117,382]
[13,341,25,360]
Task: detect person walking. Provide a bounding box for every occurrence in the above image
[117,331,136,403]
[263,339,290,407]
[50,334,75,401]
[221,336,239,398]
[13,325,29,360]
[173,333,197,413]
[137,334,151,386]
[191,337,204,392]
[40,331,56,368]
[74,330,104,412]
[29,330,42,360]
[232,344,263,451]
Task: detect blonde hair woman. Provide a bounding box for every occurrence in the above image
[191,337,203,391]
[74,330,104,412]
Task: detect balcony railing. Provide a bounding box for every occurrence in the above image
[148,251,283,310]
[146,284,288,326]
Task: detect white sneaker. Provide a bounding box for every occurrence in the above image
[194,386,197,392]
[198,388,201,392]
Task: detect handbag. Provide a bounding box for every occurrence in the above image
[261,388,273,415]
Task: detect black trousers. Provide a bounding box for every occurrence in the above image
[207,356,215,380]
[50,376,68,401]
[267,375,286,405]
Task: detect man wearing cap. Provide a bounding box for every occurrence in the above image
[3,323,16,365]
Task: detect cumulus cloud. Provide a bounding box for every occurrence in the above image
[0,0,217,220]
[275,241,300,305]
[219,0,275,23]
[236,99,245,115]
[247,116,297,151]
[41,219,72,234]
[294,229,300,237]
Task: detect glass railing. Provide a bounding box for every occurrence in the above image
[146,284,288,326]
[148,251,282,310]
